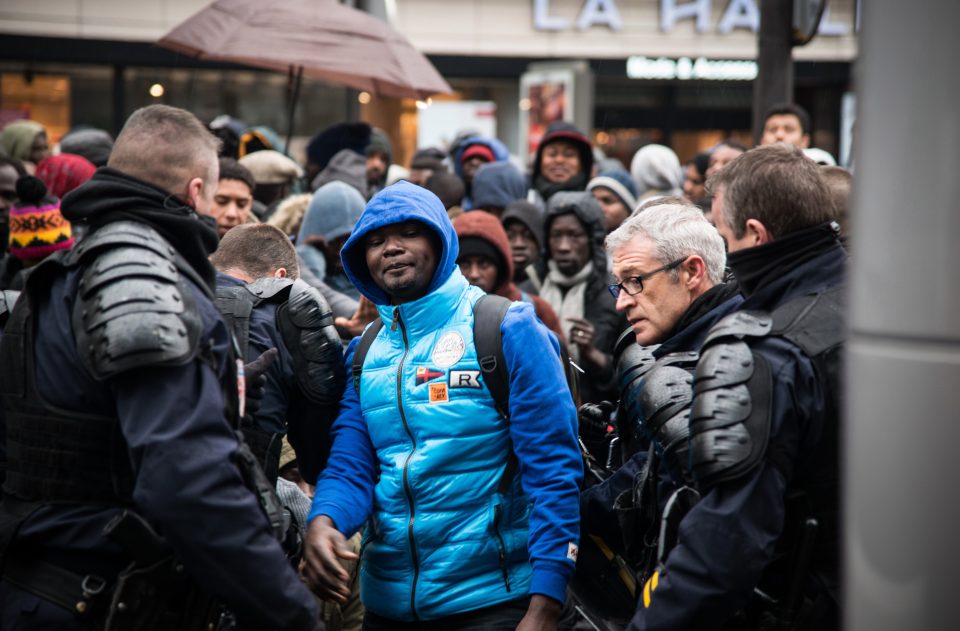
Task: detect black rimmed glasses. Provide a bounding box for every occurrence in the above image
[607,257,687,299]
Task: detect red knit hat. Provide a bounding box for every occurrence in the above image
[8,176,75,261]
[460,144,495,164]
[35,153,96,199]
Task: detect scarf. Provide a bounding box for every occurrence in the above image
[666,280,741,340]
[61,168,220,290]
[540,260,594,361]
[533,171,589,203]
[728,223,841,297]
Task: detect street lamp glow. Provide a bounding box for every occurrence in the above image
[149,83,165,98]
[358,91,372,104]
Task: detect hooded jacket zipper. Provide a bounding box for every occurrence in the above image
[493,503,512,592]
[394,306,421,619]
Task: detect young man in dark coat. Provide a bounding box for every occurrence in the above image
[522,191,626,405]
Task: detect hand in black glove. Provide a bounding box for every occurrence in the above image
[578,400,617,463]
[243,347,279,422]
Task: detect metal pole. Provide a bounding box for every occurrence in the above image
[845,1,960,630]
[285,65,303,155]
[752,0,794,144]
[112,64,126,136]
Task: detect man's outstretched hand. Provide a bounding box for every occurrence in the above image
[334,296,379,339]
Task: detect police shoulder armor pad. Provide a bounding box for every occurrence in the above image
[276,279,343,405]
[72,221,204,380]
[689,310,774,491]
[617,342,659,395]
[634,352,699,483]
[689,288,846,492]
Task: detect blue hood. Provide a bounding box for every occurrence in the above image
[453,136,510,178]
[298,180,366,244]
[471,161,527,209]
[339,181,458,306]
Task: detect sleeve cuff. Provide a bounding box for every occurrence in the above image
[306,502,352,535]
[529,560,573,604]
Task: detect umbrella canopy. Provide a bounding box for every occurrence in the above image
[158,0,452,100]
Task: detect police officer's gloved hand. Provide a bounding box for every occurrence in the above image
[579,400,616,463]
[244,347,278,423]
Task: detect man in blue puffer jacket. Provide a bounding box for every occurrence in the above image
[302,181,583,630]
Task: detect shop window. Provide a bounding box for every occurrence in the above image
[1,73,71,143]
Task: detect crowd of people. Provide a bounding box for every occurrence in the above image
[0,100,850,631]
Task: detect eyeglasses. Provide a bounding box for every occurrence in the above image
[607,257,687,299]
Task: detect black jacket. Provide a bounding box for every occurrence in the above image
[1,172,320,630]
[631,224,846,631]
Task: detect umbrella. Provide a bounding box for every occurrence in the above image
[158,0,452,148]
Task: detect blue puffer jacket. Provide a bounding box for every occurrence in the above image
[309,182,582,621]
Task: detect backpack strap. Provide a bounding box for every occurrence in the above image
[215,287,258,361]
[351,318,384,393]
[474,294,512,420]
[473,294,517,495]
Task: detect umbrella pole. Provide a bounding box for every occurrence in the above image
[285,65,304,155]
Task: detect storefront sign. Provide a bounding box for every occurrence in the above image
[532,0,853,35]
[660,0,853,35]
[533,0,623,31]
[626,56,758,81]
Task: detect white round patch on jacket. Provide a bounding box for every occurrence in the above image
[432,331,465,368]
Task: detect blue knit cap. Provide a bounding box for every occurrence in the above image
[587,168,639,211]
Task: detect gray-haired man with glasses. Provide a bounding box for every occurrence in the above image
[573,199,743,625]
[606,201,735,349]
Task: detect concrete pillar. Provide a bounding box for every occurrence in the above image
[845,1,960,630]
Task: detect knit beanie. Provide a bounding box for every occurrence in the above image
[587,168,639,211]
[8,176,75,261]
[461,144,495,164]
[59,128,114,167]
[367,128,393,165]
[457,236,508,286]
[411,147,447,171]
[35,153,97,199]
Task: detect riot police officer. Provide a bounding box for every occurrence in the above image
[631,144,844,630]
[575,201,742,625]
[210,223,344,486]
[0,105,321,630]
